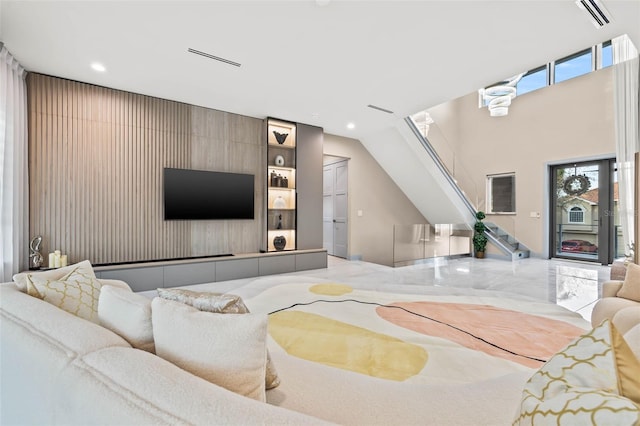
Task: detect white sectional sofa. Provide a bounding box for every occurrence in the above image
[2,267,639,425]
[0,282,327,425]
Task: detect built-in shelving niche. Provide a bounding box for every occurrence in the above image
[267,119,297,252]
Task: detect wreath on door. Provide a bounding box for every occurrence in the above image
[563,174,591,196]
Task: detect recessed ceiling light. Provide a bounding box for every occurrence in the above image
[316,0,331,6]
[91,62,106,72]
[347,123,355,130]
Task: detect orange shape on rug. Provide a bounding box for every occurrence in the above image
[376,301,584,368]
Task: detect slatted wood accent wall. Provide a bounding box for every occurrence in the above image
[28,73,264,265]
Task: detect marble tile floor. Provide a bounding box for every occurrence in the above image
[153,255,613,323]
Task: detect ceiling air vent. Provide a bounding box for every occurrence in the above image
[187,48,241,67]
[367,104,394,114]
[575,0,612,28]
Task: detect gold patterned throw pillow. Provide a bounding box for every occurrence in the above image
[157,288,280,389]
[513,319,640,425]
[27,260,103,323]
[13,262,80,293]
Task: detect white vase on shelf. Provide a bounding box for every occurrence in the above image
[273,196,286,209]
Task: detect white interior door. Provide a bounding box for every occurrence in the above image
[323,160,348,258]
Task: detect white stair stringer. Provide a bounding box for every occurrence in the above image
[358,118,473,226]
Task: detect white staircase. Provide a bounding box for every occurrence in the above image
[359,117,530,260]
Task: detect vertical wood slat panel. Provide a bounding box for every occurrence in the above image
[28,73,265,266]
[28,74,192,265]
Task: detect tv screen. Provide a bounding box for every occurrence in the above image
[163,168,254,220]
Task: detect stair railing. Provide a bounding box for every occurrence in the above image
[405,114,479,216]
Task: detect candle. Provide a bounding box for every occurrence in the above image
[54,251,61,268]
[48,253,55,268]
[60,255,68,267]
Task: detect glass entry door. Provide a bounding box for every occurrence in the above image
[550,159,618,265]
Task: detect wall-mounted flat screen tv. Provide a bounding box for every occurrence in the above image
[163,168,254,220]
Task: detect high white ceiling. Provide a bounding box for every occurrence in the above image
[1,1,639,139]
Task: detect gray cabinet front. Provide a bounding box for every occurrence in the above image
[100,266,164,292]
[216,258,260,281]
[259,255,296,276]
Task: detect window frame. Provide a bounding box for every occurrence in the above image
[599,40,613,69]
[553,47,594,84]
[486,172,516,215]
[480,40,613,103]
[516,65,548,96]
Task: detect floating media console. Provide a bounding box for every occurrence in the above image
[93,249,327,292]
[94,253,234,267]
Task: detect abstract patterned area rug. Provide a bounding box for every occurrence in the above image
[246,281,589,385]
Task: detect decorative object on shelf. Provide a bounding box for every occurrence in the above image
[277,214,283,230]
[275,155,285,167]
[270,170,277,187]
[273,131,288,145]
[273,235,286,251]
[563,174,591,196]
[473,211,488,258]
[273,196,286,209]
[29,236,44,270]
[282,176,288,188]
[47,249,68,269]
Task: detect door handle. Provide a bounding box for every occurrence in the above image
[333,219,336,223]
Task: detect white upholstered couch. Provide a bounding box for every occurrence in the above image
[2,269,640,425]
[591,261,640,356]
[0,278,534,425]
[0,282,326,425]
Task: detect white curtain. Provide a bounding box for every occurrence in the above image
[0,43,29,281]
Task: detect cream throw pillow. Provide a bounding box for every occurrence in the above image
[157,288,280,389]
[152,298,268,402]
[513,319,640,425]
[157,287,249,313]
[26,260,103,323]
[617,262,640,302]
[98,285,155,353]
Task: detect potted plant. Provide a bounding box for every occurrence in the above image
[473,211,488,258]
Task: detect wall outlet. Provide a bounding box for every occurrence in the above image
[530,212,541,218]
[357,210,363,217]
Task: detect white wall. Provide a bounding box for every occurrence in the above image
[323,134,427,266]
[427,66,615,256]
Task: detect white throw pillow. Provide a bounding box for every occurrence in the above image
[157,287,280,389]
[152,298,268,402]
[98,279,132,292]
[99,285,155,353]
[618,262,640,302]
